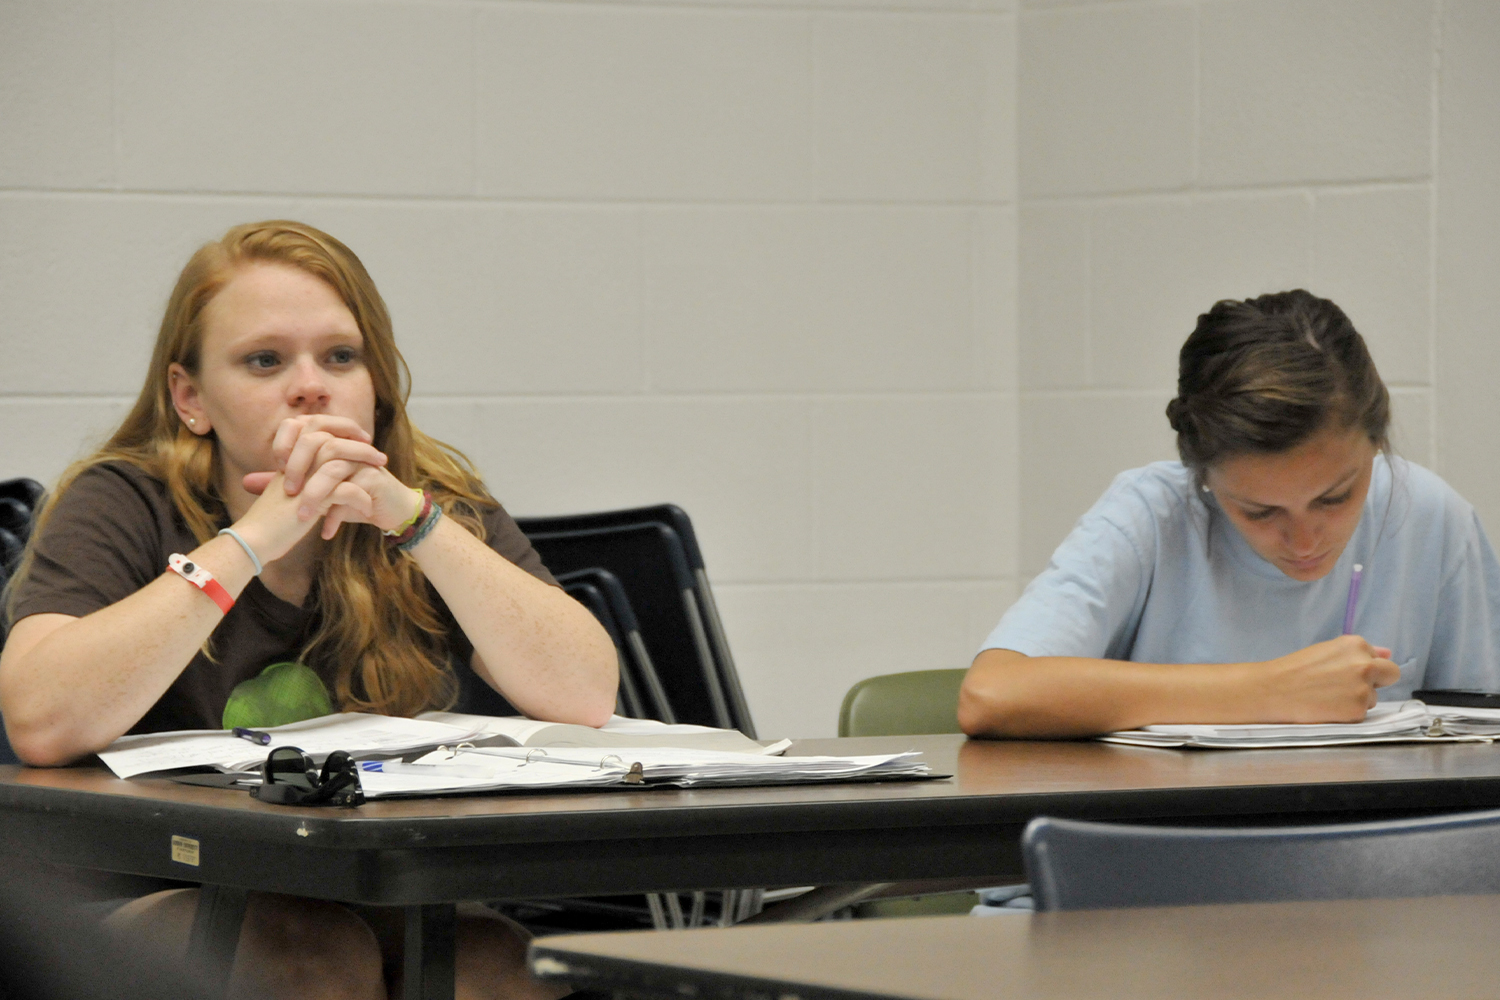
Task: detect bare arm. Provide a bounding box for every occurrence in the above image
[406,516,617,727]
[0,512,295,766]
[274,417,617,727]
[957,636,1402,739]
[1,428,388,764]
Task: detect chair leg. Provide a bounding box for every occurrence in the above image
[680,591,732,729]
[663,893,685,929]
[188,884,248,997]
[739,884,895,924]
[645,893,669,930]
[694,572,756,738]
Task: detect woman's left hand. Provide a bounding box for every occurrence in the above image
[243,416,423,538]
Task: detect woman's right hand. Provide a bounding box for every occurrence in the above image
[1251,635,1401,723]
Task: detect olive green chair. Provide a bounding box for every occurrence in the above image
[839,669,972,917]
[838,668,967,738]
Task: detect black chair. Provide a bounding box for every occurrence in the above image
[1023,810,1500,911]
[519,519,739,732]
[450,571,648,720]
[518,505,754,736]
[0,478,44,768]
[556,573,645,719]
[0,478,44,589]
[556,567,674,723]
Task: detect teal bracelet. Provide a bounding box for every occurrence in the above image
[396,500,443,553]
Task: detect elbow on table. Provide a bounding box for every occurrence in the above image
[549,640,621,730]
[4,717,93,768]
[569,662,619,729]
[956,675,1008,738]
[957,650,1040,739]
[2,689,96,767]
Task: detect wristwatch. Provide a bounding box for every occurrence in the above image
[167,553,235,615]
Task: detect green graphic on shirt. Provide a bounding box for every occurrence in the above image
[221,661,333,730]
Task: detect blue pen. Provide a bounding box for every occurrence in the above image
[233,727,271,745]
[1342,563,1364,635]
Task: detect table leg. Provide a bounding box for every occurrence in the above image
[403,903,457,1000]
[188,884,248,997]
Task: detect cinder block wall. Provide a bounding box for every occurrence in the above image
[0,0,1018,738]
[4,1,1496,737]
[1016,0,1500,581]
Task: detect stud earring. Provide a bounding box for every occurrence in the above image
[1201,484,1211,493]
[188,418,196,427]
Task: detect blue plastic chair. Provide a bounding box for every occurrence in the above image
[1024,809,1500,911]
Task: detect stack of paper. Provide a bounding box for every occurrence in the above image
[416,711,792,755]
[98,713,486,779]
[96,713,934,798]
[353,745,929,798]
[1426,704,1500,736]
[1101,700,1499,749]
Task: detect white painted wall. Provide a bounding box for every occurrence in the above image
[3,0,1495,737]
[0,0,1018,739]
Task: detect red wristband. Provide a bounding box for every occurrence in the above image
[168,553,235,615]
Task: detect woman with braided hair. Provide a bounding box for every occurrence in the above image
[960,290,1500,738]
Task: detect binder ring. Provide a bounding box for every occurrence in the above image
[522,748,550,765]
[598,754,625,772]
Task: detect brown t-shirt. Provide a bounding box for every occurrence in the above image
[10,461,556,733]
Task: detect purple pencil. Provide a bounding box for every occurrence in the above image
[1342,563,1364,635]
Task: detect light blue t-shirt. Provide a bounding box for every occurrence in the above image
[983,456,1500,698]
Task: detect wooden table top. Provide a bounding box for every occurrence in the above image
[531,893,1500,1000]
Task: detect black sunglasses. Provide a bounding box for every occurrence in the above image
[252,746,365,807]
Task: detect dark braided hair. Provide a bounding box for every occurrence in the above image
[1166,290,1389,479]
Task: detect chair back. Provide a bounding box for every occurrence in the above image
[0,478,44,767]
[521,520,734,730]
[518,506,753,735]
[0,478,44,592]
[558,572,658,719]
[1024,810,1500,911]
[557,567,674,723]
[838,669,966,737]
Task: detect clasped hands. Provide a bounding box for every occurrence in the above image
[235,416,422,563]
